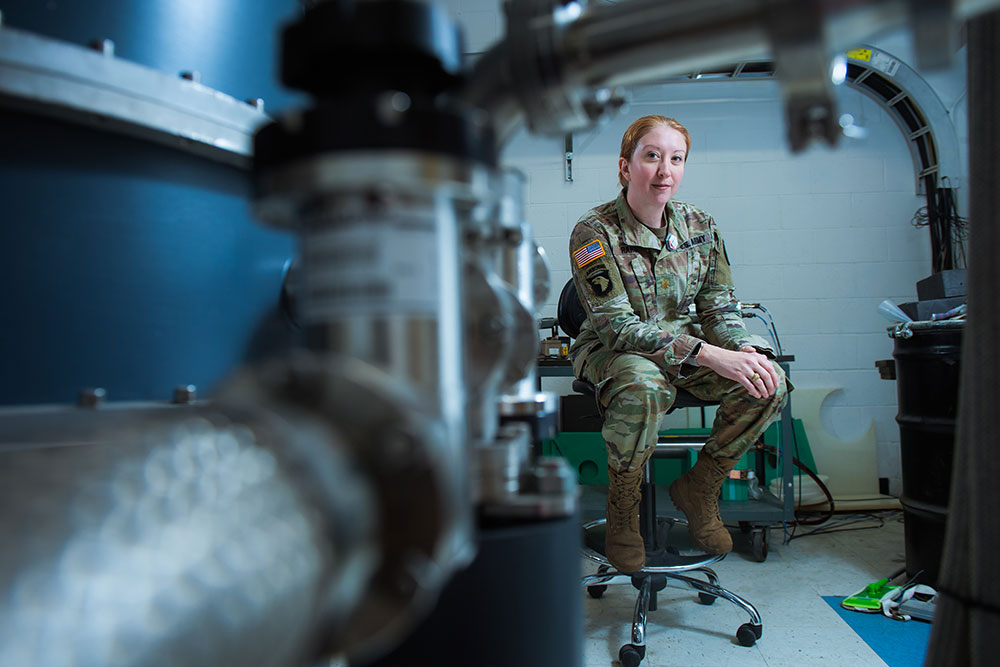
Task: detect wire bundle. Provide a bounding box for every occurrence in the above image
[912,177,968,272]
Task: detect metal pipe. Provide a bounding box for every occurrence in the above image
[497,168,542,399]
[0,403,377,667]
[464,0,1000,144]
[631,574,651,647]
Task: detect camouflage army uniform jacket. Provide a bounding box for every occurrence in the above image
[569,191,772,379]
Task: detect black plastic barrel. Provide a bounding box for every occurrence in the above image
[890,320,964,588]
[355,513,583,667]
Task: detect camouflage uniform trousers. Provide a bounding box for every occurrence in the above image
[578,348,790,472]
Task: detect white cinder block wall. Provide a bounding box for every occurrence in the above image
[445,1,969,497]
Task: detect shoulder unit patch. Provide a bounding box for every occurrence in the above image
[585,266,613,296]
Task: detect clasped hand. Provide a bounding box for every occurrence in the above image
[695,344,779,399]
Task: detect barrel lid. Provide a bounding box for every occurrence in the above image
[888,319,965,338]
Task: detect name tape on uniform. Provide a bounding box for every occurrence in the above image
[573,239,606,268]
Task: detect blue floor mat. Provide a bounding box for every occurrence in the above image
[823,596,931,667]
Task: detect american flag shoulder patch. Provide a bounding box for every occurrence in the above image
[573,240,606,268]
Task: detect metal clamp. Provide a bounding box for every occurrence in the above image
[764,0,841,152]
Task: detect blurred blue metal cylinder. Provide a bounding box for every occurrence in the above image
[0,1,302,405]
[0,0,304,112]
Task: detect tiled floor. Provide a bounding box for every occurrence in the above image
[332,505,909,667]
[581,511,908,667]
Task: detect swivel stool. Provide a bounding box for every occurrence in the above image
[558,280,763,666]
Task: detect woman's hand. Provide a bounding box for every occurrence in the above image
[695,343,779,399]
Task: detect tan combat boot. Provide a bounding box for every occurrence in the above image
[668,449,740,554]
[605,466,646,573]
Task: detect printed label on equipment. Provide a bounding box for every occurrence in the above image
[845,47,898,76]
[869,51,899,76]
[304,216,441,319]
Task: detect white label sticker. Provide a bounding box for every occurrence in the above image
[303,216,440,319]
[869,51,899,77]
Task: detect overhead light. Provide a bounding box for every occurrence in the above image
[554,1,583,25]
[830,54,848,85]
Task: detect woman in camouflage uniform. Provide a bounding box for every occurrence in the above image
[569,115,789,573]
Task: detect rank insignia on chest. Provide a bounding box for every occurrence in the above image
[573,239,606,267]
[666,234,678,251]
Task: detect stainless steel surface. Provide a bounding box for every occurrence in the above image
[665,571,763,627]
[461,167,542,444]
[0,27,269,167]
[889,318,966,339]
[0,346,481,663]
[765,0,840,151]
[222,354,470,659]
[257,151,484,428]
[497,392,559,418]
[580,518,726,571]
[463,0,1000,148]
[475,422,531,504]
[256,152,482,601]
[653,439,707,455]
[464,261,511,444]
[253,45,525,658]
[480,454,578,519]
[581,517,763,646]
[632,575,651,647]
[0,397,377,667]
[495,169,543,397]
[532,456,577,497]
[533,243,552,313]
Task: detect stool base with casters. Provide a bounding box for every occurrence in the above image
[582,516,763,666]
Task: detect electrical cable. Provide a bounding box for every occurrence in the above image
[756,304,783,355]
[787,511,901,541]
[911,178,968,272]
[743,312,899,544]
[758,443,836,526]
[939,183,969,269]
[743,309,783,356]
[746,312,778,351]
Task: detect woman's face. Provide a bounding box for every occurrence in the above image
[619,125,687,211]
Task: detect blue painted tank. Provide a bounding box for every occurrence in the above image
[0,2,301,405]
[0,0,304,112]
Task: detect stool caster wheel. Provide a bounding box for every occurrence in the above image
[588,564,609,599]
[751,528,768,562]
[737,622,763,647]
[618,643,645,667]
[698,592,717,605]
